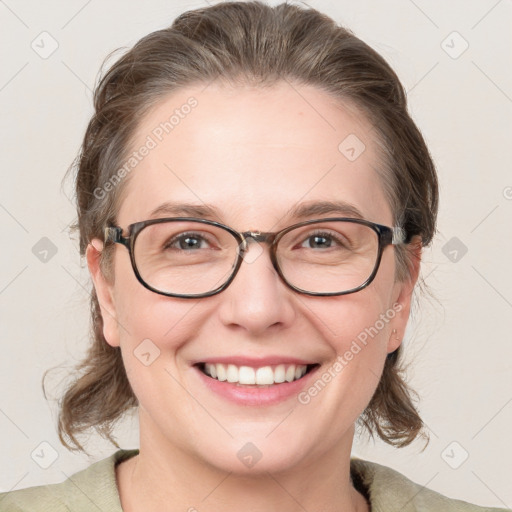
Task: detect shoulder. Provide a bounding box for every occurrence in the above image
[350,457,510,512]
[0,449,138,512]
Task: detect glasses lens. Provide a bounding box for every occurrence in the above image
[276,220,379,294]
[133,221,238,296]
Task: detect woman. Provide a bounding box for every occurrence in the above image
[1,2,508,511]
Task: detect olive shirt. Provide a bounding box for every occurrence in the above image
[0,449,509,511]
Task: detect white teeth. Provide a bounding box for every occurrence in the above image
[274,364,286,383]
[239,366,256,385]
[213,363,226,381]
[255,366,274,385]
[226,364,238,383]
[202,363,309,385]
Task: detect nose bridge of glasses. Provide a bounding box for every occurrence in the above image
[239,231,275,248]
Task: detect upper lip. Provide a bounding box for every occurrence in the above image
[193,356,318,367]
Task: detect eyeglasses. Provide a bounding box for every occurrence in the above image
[103,217,408,298]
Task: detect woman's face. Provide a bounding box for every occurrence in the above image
[89,81,418,474]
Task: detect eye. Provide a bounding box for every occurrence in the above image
[164,232,212,251]
[300,230,347,250]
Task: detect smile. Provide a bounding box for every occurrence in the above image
[197,362,318,386]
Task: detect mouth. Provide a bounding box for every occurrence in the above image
[195,362,320,387]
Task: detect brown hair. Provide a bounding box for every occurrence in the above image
[44,1,438,454]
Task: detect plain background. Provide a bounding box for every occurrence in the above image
[0,0,511,507]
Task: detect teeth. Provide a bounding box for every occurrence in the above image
[203,363,308,385]
[240,366,256,384]
[274,364,286,383]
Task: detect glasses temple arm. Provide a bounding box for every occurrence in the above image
[104,226,124,244]
[391,226,408,245]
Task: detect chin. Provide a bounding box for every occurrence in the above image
[191,430,315,476]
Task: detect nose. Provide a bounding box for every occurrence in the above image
[216,240,296,335]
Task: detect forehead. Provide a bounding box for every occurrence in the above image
[117,81,392,229]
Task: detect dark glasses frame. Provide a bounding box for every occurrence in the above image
[103,217,408,298]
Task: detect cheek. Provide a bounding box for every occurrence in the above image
[305,264,396,359]
[115,289,202,355]
[297,257,397,410]
[112,250,197,341]
[114,292,207,417]
[111,254,205,383]
[292,291,394,453]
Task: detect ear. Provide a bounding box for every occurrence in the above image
[387,236,422,353]
[86,239,120,348]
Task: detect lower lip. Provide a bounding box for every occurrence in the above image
[194,365,320,406]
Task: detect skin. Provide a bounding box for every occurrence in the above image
[87,81,421,512]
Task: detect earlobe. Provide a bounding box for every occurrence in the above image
[86,240,121,348]
[387,328,402,353]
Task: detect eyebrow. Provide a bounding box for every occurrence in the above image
[149,202,222,219]
[148,200,366,223]
[285,200,365,221]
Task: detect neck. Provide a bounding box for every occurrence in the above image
[117,413,369,512]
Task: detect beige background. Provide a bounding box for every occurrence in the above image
[1,0,511,507]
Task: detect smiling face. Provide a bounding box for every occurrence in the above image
[88,80,419,475]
